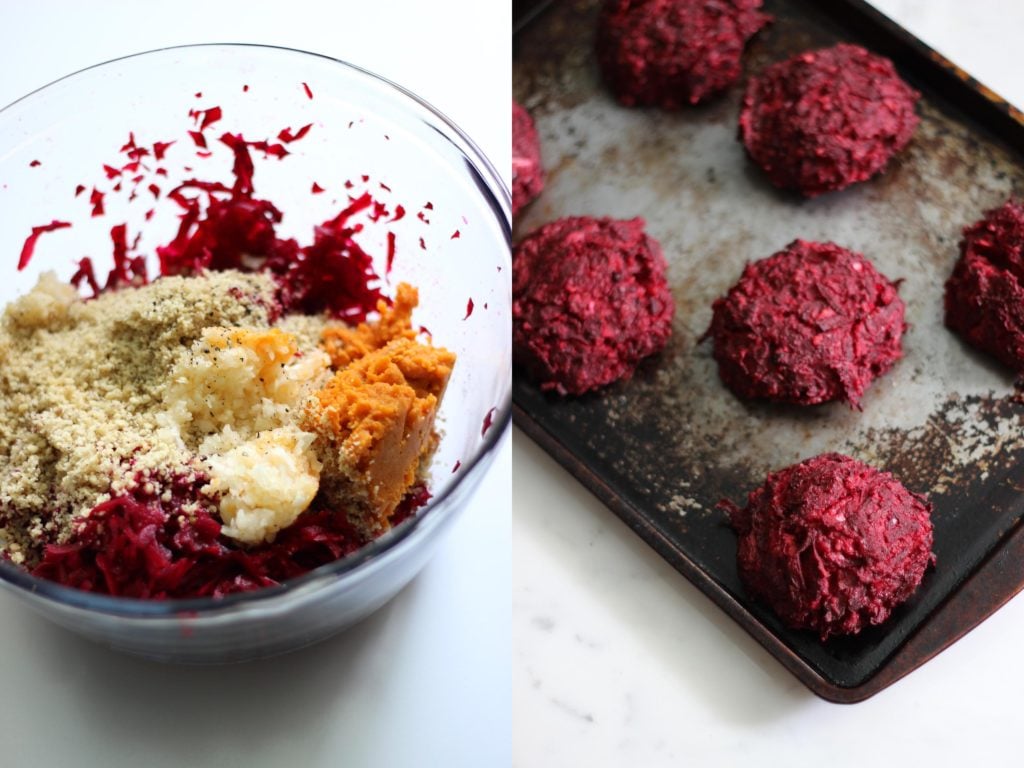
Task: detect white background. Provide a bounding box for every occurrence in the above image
[0,2,510,767]
[513,1,1024,766]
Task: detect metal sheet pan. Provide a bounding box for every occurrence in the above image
[513,0,1024,701]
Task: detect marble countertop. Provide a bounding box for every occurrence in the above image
[513,1,1024,765]
[0,3,509,767]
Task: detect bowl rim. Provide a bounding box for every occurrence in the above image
[0,42,512,618]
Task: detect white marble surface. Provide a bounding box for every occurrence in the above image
[0,3,510,767]
[513,1,1024,765]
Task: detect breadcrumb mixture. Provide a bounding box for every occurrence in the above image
[0,270,452,564]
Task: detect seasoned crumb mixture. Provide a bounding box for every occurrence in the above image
[0,270,452,566]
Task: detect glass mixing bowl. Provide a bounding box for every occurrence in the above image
[0,44,510,662]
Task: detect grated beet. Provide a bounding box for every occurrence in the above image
[18,220,72,270]
[278,124,313,143]
[32,479,430,598]
[119,132,150,162]
[481,407,497,436]
[386,231,396,274]
[71,225,150,298]
[194,106,223,131]
[153,131,386,321]
[90,188,105,217]
[153,140,175,160]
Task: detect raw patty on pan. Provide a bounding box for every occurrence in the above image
[945,198,1024,372]
[513,215,674,395]
[512,100,545,217]
[596,0,770,108]
[739,43,920,196]
[704,239,906,407]
[722,452,934,641]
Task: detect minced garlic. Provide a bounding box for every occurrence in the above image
[206,426,322,544]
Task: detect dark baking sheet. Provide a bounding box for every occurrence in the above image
[513,0,1024,702]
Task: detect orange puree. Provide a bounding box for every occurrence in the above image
[305,286,455,535]
[321,282,420,368]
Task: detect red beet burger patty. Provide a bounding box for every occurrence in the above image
[512,100,544,217]
[739,43,920,196]
[513,216,674,395]
[944,198,1024,372]
[722,453,934,640]
[596,0,770,108]
[705,239,906,407]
